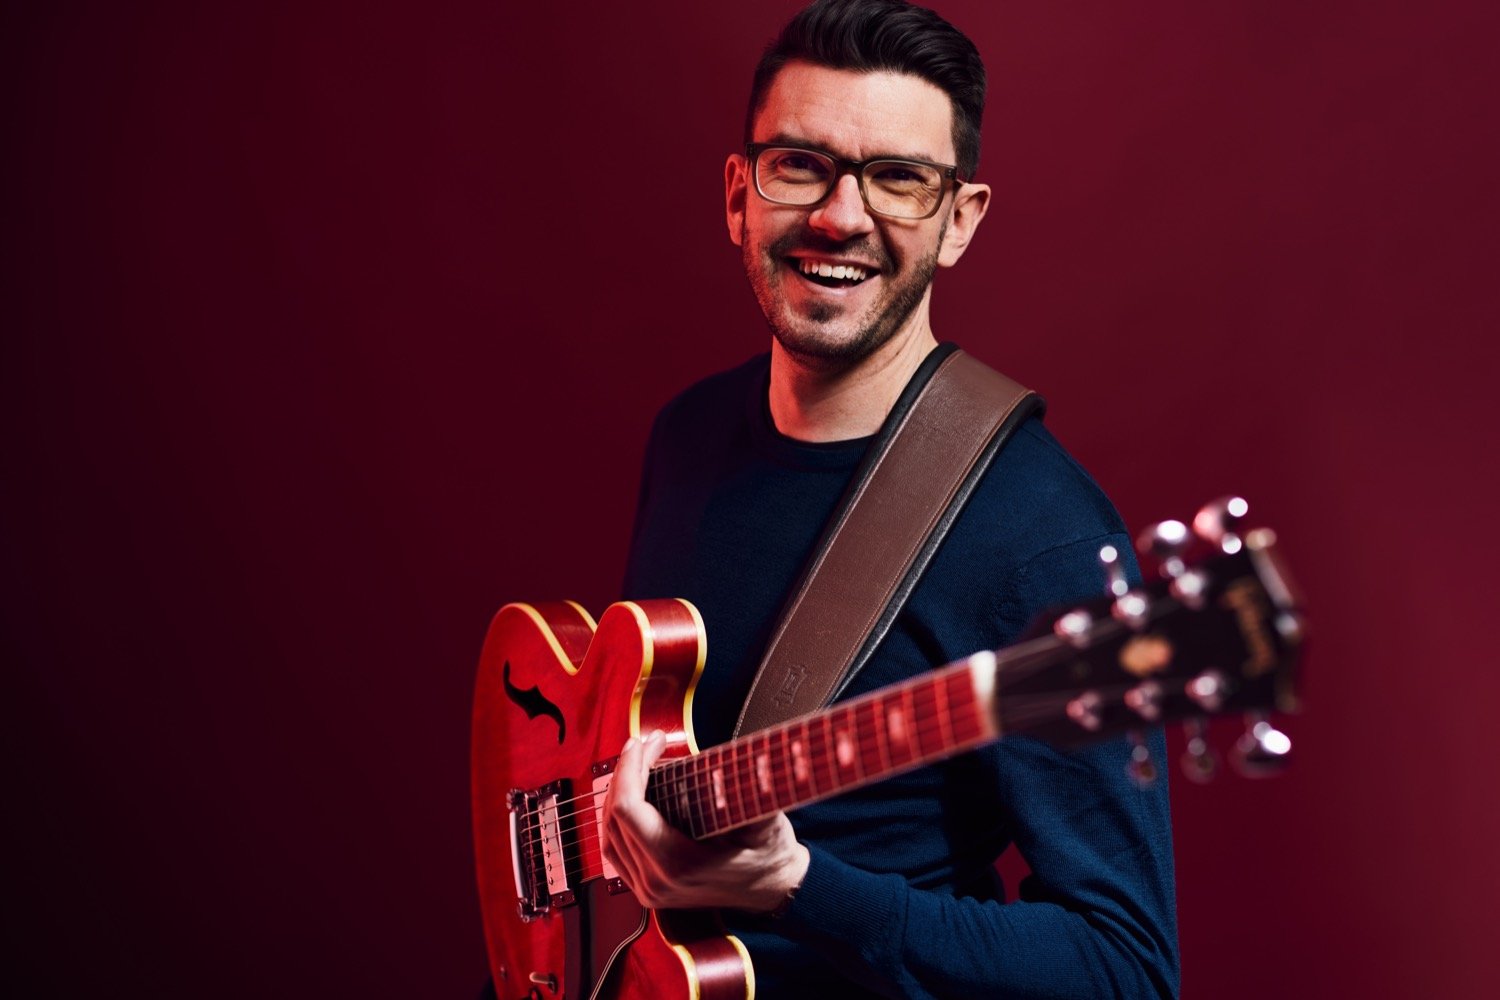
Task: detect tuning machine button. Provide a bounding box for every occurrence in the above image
[1136,519,1191,579]
[1098,544,1130,597]
[1065,691,1104,731]
[1126,729,1157,788]
[1180,717,1219,782]
[1169,569,1210,610]
[1054,609,1093,648]
[1124,680,1164,722]
[1100,543,1151,628]
[1193,496,1249,554]
[1232,712,1293,777]
[1111,590,1151,630]
[1184,669,1228,712]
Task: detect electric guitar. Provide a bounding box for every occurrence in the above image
[472,501,1305,999]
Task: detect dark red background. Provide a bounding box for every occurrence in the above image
[6,2,1497,996]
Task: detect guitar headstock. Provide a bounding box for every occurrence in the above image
[997,497,1305,783]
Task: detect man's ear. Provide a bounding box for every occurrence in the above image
[725,154,748,246]
[937,181,991,267]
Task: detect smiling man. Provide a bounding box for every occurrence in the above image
[604,2,1180,997]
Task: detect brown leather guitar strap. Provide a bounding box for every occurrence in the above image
[732,343,1045,737]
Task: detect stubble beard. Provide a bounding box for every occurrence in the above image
[742,222,943,369]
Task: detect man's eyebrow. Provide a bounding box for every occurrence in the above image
[758,133,942,164]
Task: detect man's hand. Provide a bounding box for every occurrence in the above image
[601,729,811,913]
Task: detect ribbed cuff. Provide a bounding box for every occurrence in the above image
[778,842,902,950]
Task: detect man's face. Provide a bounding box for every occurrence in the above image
[726,62,969,365]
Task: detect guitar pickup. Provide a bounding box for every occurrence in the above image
[506,779,576,917]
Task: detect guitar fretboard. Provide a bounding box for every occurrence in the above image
[644,655,998,839]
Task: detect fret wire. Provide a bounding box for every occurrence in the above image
[818,709,838,795]
[801,717,821,799]
[726,744,746,828]
[786,728,798,815]
[933,672,955,748]
[519,704,996,845]
[760,729,780,815]
[902,684,919,763]
[945,668,981,742]
[741,740,760,822]
[742,734,764,822]
[522,664,1030,850]
[910,678,935,756]
[844,702,866,783]
[692,752,712,836]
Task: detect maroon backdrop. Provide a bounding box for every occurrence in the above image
[7,2,1497,996]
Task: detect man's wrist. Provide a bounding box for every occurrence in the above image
[760,842,810,917]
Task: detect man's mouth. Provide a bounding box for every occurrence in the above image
[790,257,874,289]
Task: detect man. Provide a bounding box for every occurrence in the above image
[603,1,1179,996]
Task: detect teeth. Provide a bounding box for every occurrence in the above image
[798,259,868,282]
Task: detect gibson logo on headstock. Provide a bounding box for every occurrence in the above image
[773,663,809,708]
[1221,579,1275,678]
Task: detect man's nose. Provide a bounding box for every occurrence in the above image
[808,173,876,239]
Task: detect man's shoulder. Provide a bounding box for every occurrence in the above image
[963,415,1128,560]
[648,353,769,442]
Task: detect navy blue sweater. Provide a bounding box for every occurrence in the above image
[621,353,1179,999]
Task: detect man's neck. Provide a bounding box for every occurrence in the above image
[767,323,940,443]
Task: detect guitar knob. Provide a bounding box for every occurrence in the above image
[1231,712,1293,777]
[1193,496,1249,554]
[1179,717,1219,783]
[1136,519,1191,579]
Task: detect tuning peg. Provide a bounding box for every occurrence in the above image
[1126,730,1157,788]
[1065,690,1104,732]
[1124,680,1164,722]
[1098,544,1129,597]
[1136,519,1192,579]
[1193,496,1249,554]
[1053,609,1093,648]
[1184,669,1228,712]
[1180,717,1219,783]
[1231,712,1293,777]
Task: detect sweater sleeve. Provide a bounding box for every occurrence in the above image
[773,534,1180,999]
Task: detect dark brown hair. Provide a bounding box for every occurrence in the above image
[745,0,987,178]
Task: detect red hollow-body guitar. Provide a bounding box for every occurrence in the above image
[472,513,1304,999]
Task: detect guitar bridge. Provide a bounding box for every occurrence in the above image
[506,779,576,918]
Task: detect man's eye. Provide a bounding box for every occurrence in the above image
[871,165,929,186]
[773,153,828,176]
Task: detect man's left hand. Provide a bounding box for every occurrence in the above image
[601,729,811,913]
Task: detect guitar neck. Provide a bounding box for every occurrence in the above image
[644,651,1005,839]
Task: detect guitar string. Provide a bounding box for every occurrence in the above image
[509,665,985,829]
[511,679,1176,846]
[507,636,1080,833]
[511,698,1007,843]
[510,687,974,827]
[510,678,1107,842]
[517,693,1123,894]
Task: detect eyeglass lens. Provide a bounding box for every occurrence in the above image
[754,148,944,220]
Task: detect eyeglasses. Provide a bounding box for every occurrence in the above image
[746,143,963,221]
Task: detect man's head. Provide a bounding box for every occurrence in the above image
[746,0,986,181]
[726,0,991,366]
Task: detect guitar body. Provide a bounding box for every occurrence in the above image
[472,598,753,1000]
[472,521,1304,998]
